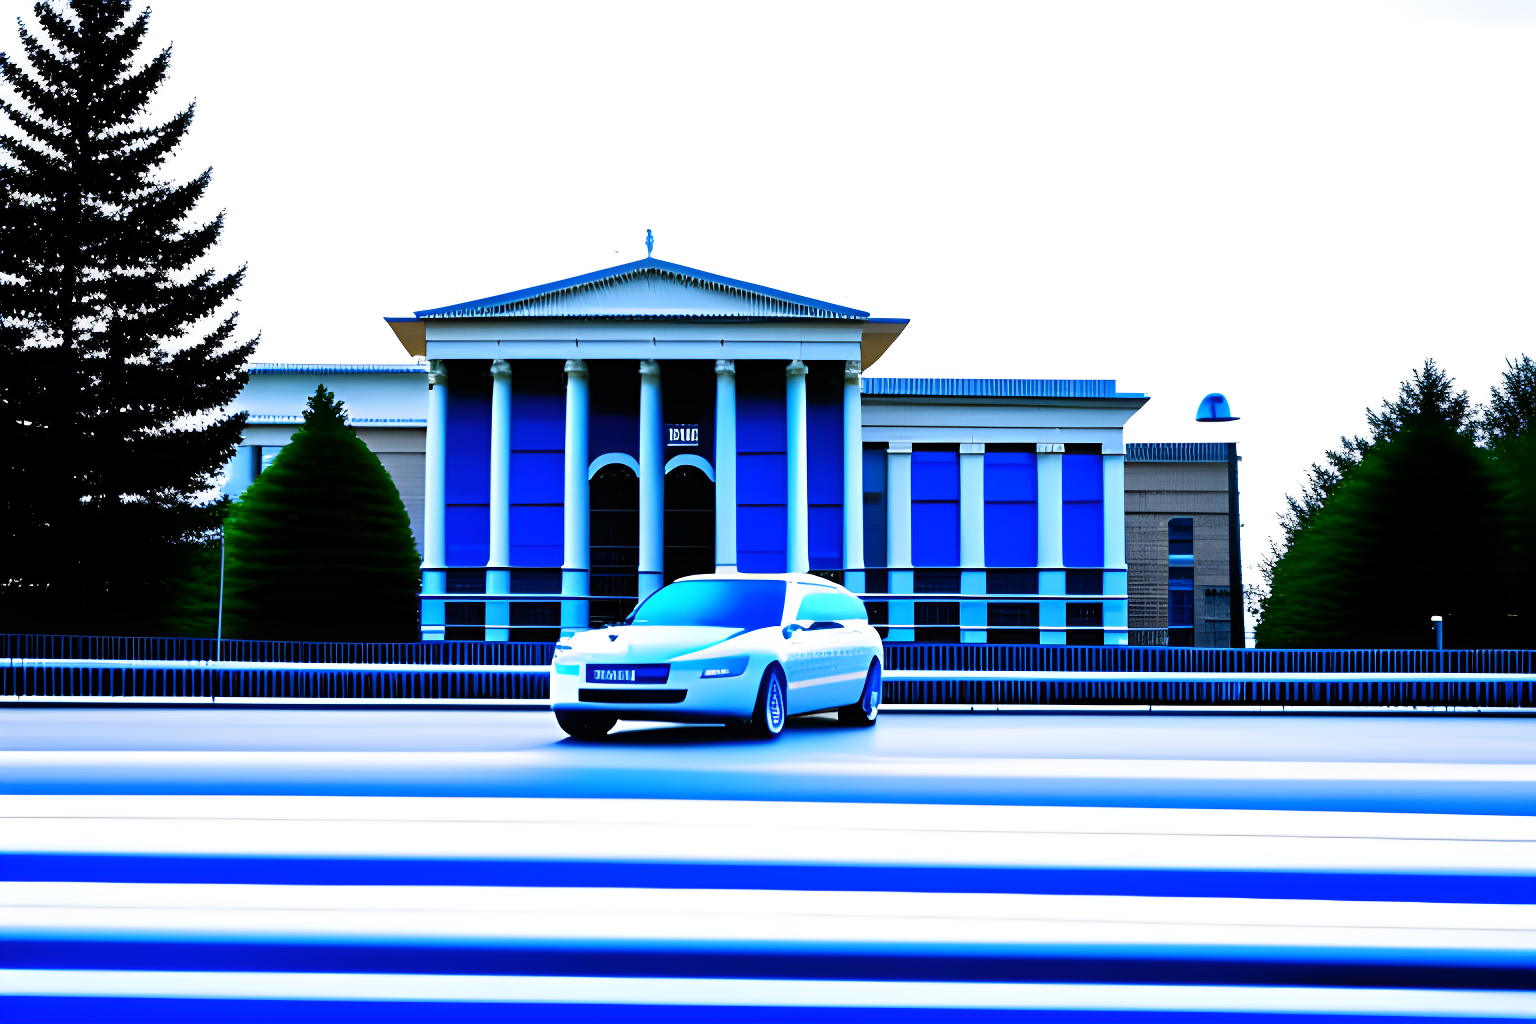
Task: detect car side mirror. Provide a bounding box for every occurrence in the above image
[782,623,804,639]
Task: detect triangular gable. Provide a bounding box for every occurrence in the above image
[413,257,869,321]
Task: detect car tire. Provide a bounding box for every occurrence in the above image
[744,663,787,739]
[837,659,881,727]
[555,710,616,741]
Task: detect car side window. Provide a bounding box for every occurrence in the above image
[794,590,869,623]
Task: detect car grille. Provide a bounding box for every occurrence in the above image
[579,689,687,704]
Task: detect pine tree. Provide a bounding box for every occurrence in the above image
[0,2,253,633]
[1258,365,1511,649]
[1480,355,1536,445]
[1255,360,1472,625]
[1481,356,1536,646]
[223,386,420,642]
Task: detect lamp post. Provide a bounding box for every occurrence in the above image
[216,526,226,657]
[1431,614,1443,651]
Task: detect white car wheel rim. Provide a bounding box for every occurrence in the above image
[768,677,784,731]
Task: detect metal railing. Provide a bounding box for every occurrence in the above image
[4,636,1536,708]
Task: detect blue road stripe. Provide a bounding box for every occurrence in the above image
[0,998,1529,1023]
[3,999,1533,1023]
[5,770,1535,816]
[4,855,1532,904]
[5,941,1535,988]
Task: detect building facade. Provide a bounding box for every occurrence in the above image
[227,258,1259,646]
[1124,443,1243,648]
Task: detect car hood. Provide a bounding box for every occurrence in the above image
[566,625,744,662]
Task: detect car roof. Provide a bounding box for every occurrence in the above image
[673,572,847,589]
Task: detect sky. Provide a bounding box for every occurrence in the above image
[6,0,1536,594]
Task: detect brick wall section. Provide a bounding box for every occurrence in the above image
[1124,461,1231,646]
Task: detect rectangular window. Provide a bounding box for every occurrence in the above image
[1062,453,1103,567]
[1066,569,1102,595]
[915,599,960,643]
[1067,602,1103,627]
[736,363,787,574]
[912,449,960,567]
[984,451,1037,567]
[862,447,887,568]
[916,602,960,625]
[1169,517,1195,645]
[915,568,960,593]
[988,603,1040,627]
[987,569,1039,594]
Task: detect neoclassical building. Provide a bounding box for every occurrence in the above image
[229,256,1177,645]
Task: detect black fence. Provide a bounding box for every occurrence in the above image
[3,635,1535,707]
[1,634,554,702]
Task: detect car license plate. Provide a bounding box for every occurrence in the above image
[587,664,670,684]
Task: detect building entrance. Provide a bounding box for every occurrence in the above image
[590,464,638,627]
[664,465,715,583]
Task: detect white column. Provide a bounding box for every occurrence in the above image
[638,359,664,599]
[886,442,913,641]
[485,359,512,641]
[1102,450,1128,645]
[959,442,986,643]
[1036,443,1066,644]
[785,359,809,574]
[842,360,865,594]
[421,360,448,642]
[560,359,590,636]
[714,360,737,572]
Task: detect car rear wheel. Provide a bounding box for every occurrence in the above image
[743,663,787,738]
[555,710,616,741]
[837,659,881,727]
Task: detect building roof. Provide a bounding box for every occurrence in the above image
[1126,442,1232,462]
[245,413,426,426]
[408,257,874,321]
[248,363,425,375]
[862,378,1147,399]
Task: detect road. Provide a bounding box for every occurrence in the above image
[2,708,1534,1021]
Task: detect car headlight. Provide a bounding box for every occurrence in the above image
[693,655,749,679]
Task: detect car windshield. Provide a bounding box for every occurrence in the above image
[624,580,787,630]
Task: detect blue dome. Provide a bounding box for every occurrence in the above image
[1196,393,1239,422]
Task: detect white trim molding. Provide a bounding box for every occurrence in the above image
[588,452,640,479]
[664,453,715,481]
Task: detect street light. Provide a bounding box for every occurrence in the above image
[1431,615,1443,651]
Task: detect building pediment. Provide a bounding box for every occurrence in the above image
[412,257,870,322]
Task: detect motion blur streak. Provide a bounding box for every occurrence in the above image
[1,709,1533,1021]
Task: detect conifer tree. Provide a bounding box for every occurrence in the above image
[223,386,420,642]
[1481,356,1536,646]
[1258,364,1512,649]
[0,2,253,632]
[1256,360,1474,624]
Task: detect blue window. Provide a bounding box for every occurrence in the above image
[912,450,959,566]
[863,448,887,568]
[984,451,1037,567]
[1062,453,1103,567]
[1168,518,1195,641]
[795,590,869,621]
[627,579,787,629]
[736,364,787,572]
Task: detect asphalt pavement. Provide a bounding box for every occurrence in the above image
[3,708,1534,1021]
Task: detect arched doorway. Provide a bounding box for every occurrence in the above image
[665,465,715,584]
[590,463,638,627]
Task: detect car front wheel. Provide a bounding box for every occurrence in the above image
[555,710,616,741]
[743,663,787,738]
[837,659,881,727]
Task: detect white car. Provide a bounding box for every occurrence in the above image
[550,573,884,740]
